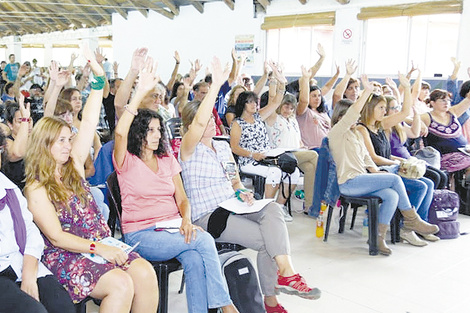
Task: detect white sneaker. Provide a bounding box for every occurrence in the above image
[282,206,293,222]
[400,229,427,246]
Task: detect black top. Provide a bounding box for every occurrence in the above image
[360,123,391,159]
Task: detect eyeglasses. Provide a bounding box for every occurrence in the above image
[389,105,402,111]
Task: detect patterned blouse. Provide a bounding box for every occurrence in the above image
[235,113,272,167]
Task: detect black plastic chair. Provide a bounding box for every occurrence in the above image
[165,117,182,140]
[106,171,184,313]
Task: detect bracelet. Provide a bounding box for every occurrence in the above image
[90,75,106,90]
[20,117,31,123]
[235,188,251,202]
[124,105,138,116]
[89,242,96,257]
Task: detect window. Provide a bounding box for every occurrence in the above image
[266,25,334,76]
[363,14,460,77]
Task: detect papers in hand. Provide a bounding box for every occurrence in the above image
[82,237,139,264]
[155,217,182,233]
[218,198,274,214]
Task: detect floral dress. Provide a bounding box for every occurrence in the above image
[41,181,140,303]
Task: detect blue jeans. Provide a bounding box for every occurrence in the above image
[126,226,232,312]
[402,177,434,221]
[339,173,412,225]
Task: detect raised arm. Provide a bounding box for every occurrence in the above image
[258,62,286,121]
[114,57,160,169]
[297,65,312,116]
[188,59,202,86]
[449,89,470,118]
[179,57,230,161]
[382,73,412,130]
[321,63,340,95]
[385,77,401,104]
[228,48,241,86]
[6,95,31,162]
[332,59,357,108]
[349,74,374,116]
[70,46,105,173]
[253,61,269,97]
[166,50,180,92]
[43,69,71,117]
[114,48,148,119]
[309,43,326,79]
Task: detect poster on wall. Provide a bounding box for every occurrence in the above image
[235,34,254,64]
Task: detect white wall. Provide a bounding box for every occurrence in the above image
[112,1,265,82]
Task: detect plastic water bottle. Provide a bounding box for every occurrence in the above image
[294,189,304,200]
[316,210,325,238]
[362,216,369,237]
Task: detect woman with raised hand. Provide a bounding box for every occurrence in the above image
[24,46,158,313]
[180,57,320,313]
[230,62,300,217]
[356,74,436,246]
[328,75,438,256]
[113,56,238,313]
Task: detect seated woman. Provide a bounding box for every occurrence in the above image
[24,48,159,312]
[265,65,319,213]
[385,95,447,189]
[296,65,331,149]
[230,66,300,217]
[420,87,470,175]
[180,57,320,313]
[3,95,32,190]
[356,75,436,246]
[328,75,438,256]
[0,131,75,313]
[113,57,238,313]
[224,84,246,128]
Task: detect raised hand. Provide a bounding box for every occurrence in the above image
[317,43,325,58]
[385,77,398,90]
[398,72,411,89]
[193,59,202,73]
[268,60,287,84]
[70,53,78,63]
[18,93,31,119]
[334,63,340,76]
[210,56,230,87]
[406,61,418,78]
[174,50,180,64]
[360,74,374,92]
[18,64,29,78]
[301,65,312,79]
[94,47,106,64]
[137,57,160,93]
[56,70,71,87]
[49,61,59,82]
[345,59,357,76]
[82,44,104,76]
[113,61,119,73]
[130,47,148,72]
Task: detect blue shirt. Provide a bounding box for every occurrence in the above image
[4,63,19,81]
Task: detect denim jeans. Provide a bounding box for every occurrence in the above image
[125,226,232,312]
[401,176,434,221]
[339,173,412,225]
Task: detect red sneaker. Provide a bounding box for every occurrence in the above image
[276,273,321,300]
[265,302,288,313]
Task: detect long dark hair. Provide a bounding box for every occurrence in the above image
[310,85,327,113]
[234,91,259,118]
[127,109,168,158]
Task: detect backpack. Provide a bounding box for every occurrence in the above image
[428,189,460,239]
[218,250,266,313]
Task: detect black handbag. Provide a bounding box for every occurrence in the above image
[259,152,298,174]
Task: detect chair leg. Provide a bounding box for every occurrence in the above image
[339,202,349,233]
[367,199,379,256]
[178,273,185,294]
[350,204,359,230]
[323,205,334,242]
[157,265,169,313]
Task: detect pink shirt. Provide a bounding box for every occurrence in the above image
[296,108,330,149]
[113,151,181,234]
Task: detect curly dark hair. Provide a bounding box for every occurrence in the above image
[127,109,168,158]
[234,91,259,118]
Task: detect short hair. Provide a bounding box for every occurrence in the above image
[193,82,209,92]
[5,102,19,124]
[234,91,259,118]
[460,80,470,99]
[8,54,14,59]
[331,99,354,126]
[4,82,14,94]
[109,78,122,89]
[59,87,80,102]
[276,93,298,116]
[170,81,184,100]
[227,85,247,107]
[127,109,168,158]
[421,81,431,90]
[204,74,212,84]
[54,99,73,116]
[426,89,450,105]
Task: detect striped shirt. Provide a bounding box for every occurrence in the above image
[180,140,235,222]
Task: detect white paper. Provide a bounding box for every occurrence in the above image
[264,148,289,157]
[81,237,136,264]
[155,217,182,233]
[218,198,274,214]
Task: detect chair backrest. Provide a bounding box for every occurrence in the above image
[106,171,123,237]
[166,117,182,140]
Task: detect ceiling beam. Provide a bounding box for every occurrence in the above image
[125,0,148,18]
[223,0,235,10]
[257,0,270,11]
[96,0,128,19]
[161,0,180,15]
[187,0,204,13]
[139,0,175,19]
[10,2,56,32]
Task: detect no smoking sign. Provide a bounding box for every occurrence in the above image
[343,29,352,40]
